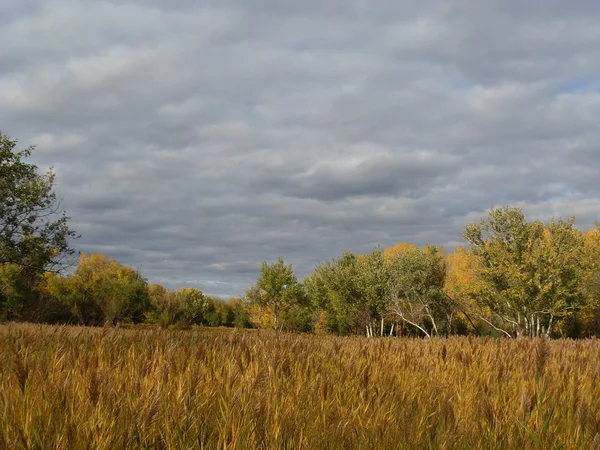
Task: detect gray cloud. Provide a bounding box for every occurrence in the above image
[247,147,459,201]
[2,0,600,297]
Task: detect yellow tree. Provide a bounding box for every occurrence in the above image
[383,242,417,261]
[444,246,486,334]
[245,285,275,329]
[578,227,600,335]
[42,253,149,325]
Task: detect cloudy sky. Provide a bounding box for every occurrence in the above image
[2,1,600,297]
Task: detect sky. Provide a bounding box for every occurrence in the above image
[2,1,600,297]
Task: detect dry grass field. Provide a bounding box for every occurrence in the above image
[1,324,600,449]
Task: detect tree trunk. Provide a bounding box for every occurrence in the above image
[395,313,431,338]
[476,314,512,338]
[429,314,439,337]
[546,315,553,337]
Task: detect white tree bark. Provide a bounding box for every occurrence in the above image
[546,315,554,337]
[476,314,513,338]
[392,310,431,338]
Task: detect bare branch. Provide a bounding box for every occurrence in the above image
[475,314,513,338]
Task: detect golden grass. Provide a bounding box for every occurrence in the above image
[1,324,600,449]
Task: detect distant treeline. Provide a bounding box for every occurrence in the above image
[2,207,600,338]
[245,206,600,338]
[1,252,251,328]
[4,132,599,337]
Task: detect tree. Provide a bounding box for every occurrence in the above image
[173,287,210,326]
[251,257,305,330]
[582,227,600,301]
[42,253,149,325]
[574,226,600,336]
[387,246,452,337]
[245,285,275,329]
[355,247,391,337]
[205,297,235,327]
[0,134,77,319]
[0,263,37,321]
[228,297,251,328]
[148,283,180,327]
[444,246,484,335]
[0,133,76,272]
[383,242,417,261]
[463,207,585,337]
[304,252,361,335]
[147,285,212,327]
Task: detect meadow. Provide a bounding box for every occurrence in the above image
[1,324,600,449]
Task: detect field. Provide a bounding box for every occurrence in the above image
[1,325,600,449]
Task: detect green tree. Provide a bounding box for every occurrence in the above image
[0,133,76,272]
[208,297,235,327]
[304,252,361,335]
[569,226,600,337]
[252,257,305,330]
[463,207,585,337]
[228,297,251,328]
[0,263,38,321]
[148,283,181,327]
[173,287,210,326]
[355,247,391,336]
[387,246,452,337]
[0,133,77,319]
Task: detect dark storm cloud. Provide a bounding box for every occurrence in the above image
[2,0,600,297]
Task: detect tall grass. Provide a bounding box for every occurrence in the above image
[1,324,600,449]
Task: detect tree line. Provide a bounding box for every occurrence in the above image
[2,133,600,337]
[250,209,600,338]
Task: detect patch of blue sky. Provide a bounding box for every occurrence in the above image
[556,78,599,94]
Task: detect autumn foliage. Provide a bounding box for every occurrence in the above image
[1,207,600,338]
